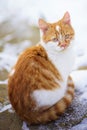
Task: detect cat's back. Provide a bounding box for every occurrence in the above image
[8,45,49,94]
[16,45,48,67]
[9,44,61,86]
[8,44,61,112]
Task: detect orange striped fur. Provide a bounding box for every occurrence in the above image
[20,76,74,124]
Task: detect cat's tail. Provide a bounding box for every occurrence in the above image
[31,76,75,124]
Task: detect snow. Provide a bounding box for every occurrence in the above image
[0,80,8,85]
[22,122,30,130]
[71,71,87,90]
[71,71,87,101]
[0,104,12,113]
[0,40,31,71]
[74,54,87,70]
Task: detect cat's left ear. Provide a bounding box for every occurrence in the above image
[38,19,48,33]
[63,12,71,24]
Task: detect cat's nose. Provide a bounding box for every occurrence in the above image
[60,42,67,48]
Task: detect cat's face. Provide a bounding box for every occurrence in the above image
[38,12,74,51]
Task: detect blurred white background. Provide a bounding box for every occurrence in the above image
[0,0,87,46]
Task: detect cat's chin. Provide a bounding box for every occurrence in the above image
[56,46,66,52]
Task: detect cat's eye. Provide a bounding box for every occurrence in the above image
[52,38,58,42]
[65,34,69,39]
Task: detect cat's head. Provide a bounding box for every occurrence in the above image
[38,12,75,51]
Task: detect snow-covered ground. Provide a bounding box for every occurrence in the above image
[0,0,87,129]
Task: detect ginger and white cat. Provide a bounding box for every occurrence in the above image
[8,12,75,124]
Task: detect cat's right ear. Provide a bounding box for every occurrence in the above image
[62,12,71,24]
[38,19,48,33]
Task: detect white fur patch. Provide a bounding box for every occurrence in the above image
[40,40,75,81]
[39,31,75,108]
[9,69,15,76]
[56,25,60,32]
[32,86,66,108]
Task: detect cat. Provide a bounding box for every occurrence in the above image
[8,12,75,124]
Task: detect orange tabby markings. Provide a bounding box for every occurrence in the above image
[8,12,75,124]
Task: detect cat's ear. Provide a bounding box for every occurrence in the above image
[38,19,48,33]
[62,12,71,24]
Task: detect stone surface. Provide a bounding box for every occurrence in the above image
[0,92,87,130]
[0,84,8,103]
[0,110,22,130]
[71,118,87,130]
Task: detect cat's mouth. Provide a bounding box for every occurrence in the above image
[58,42,69,50]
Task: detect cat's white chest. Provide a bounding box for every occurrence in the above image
[42,41,75,82]
[32,42,75,109]
[48,47,74,82]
